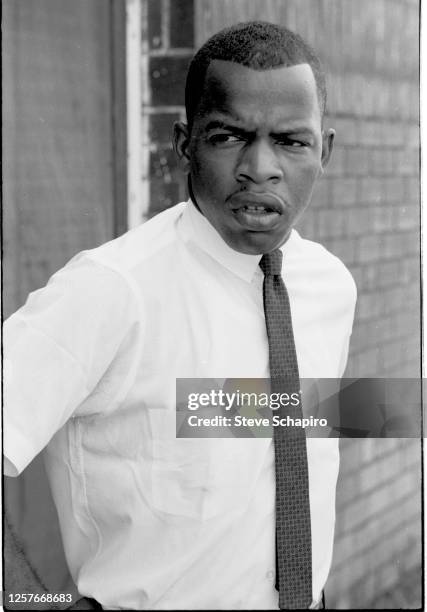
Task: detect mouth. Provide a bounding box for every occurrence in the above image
[237,204,277,214]
[228,192,285,230]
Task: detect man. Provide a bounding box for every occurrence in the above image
[4,21,356,610]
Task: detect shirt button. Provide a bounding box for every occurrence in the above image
[266,570,275,580]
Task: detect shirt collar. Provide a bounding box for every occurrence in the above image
[180,200,298,283]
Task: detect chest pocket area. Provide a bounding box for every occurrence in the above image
[148,409,265,520]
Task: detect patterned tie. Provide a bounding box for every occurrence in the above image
[259,250,312,610]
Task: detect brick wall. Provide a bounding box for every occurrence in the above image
[328,437,422,608]
[143,0,421,607]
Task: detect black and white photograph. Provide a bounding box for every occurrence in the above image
[2,0,423,610]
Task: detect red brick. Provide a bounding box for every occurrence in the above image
[360,439,379,463]
[336,471,361,509]
[393,204,420,231]
[359,458,386,495]
[401,256,421,283]
[401,439,422,468]
[359,265,379,291]
[338,439,365,474]
[392,309,420,337]
[388,518,422,554]
[391,469,422,498]
[356,120,381,146]
[383,176,406,203]
[355,292,383,320]
[316,208,347,239]
[370,148,394,175]
[397,358,422,377]
[401,540,423,573]
[373,437,400,458]
[406,123,420,148]
[331,554,372,590]
[376,121,408,147]
[358,235,381,262]
[332,117,358,145]
[404,176,420,201]
[331,530,365,566]
[368,495,419,536]
[377,562,400,592]
[371,205,395,232]
[402,230,421,256]
[399,82,419,121]
[295,212,316,240]
[325,144,346,176]
[381,341,407,370]
[345,147,370,176]
[326,237,358,265]
[393,147,420,175]
[348,265,363,289]
[353,347,380,376]
[356,317,385,353]
[352,571,377,606]
[359,177,384,204]
[378,261,402,288]
[311,178,331,208]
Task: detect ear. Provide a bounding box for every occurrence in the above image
[173,121,191,173]
[320,128,335,172]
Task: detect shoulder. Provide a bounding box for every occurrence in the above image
[289,231,357,304]
[49,202,187,297]
[83,202,186,274]
[16,203,187,322]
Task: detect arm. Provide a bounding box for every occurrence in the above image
[4,254,139,475]
[3,255,140,606]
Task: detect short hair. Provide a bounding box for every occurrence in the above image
[185,21,327,129]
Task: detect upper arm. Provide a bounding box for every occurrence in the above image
[3,256,140,476]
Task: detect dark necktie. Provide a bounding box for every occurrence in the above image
[259,250,312,610]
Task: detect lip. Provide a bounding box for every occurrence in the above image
[227,191,285,231]
[228,191,285,213]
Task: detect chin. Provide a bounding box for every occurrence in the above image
[227,235,284,255]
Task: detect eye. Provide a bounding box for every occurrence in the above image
[275,136,309,148]
[207,132,245,146]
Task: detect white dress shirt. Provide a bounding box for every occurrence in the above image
[4,200,357,610]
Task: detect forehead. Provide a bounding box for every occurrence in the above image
[198,60,321,128]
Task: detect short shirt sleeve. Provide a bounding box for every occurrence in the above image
[3,254,140,476]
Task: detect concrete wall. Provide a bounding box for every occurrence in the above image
[143,0,422,607]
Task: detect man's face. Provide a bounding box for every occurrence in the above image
[175,60,334,254]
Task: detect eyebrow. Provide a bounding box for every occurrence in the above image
[204,120,248,134]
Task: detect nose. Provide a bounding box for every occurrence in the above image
[235,139,284,184]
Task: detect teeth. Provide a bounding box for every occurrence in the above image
[244,205,267,212]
